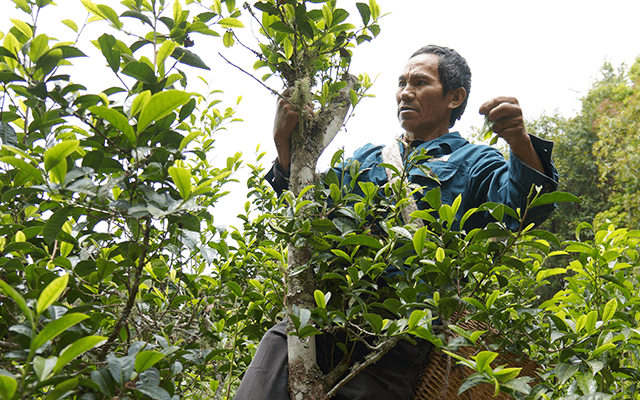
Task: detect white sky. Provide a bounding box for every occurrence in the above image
[3,0,640,227]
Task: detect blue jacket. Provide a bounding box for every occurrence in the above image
[266,131,558,231]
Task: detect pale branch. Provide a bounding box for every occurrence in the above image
[321,336,401,400]
[317,74,357,150]
[98,217,152,359]
[231,30,266,62]
[0,340,21,351]
[218,53,282,98]
[242,2,277,46]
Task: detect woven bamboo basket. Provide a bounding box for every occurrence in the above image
[413,316,540,400]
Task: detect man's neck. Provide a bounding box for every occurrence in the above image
[403,129,449,144]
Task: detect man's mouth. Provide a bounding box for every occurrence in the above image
[399,105,417,114]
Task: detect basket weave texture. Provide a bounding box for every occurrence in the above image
[413,317,540,400]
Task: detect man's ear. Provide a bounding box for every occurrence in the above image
[447,87,467,110]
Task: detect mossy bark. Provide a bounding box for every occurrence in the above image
[286,76,355,400]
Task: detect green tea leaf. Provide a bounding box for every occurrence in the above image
[474,351,498,373]
[97,33,120,73]
[130,90,151,118]
[171,47,210,70]
[223,30,234,48]
[32,313,89,351]
[480,114,495,142]
[97,4,123,29]
[408,309,421,329]
[314,290,326,308]
[121,10,152,27]
[555,362,579,384]
[218,18,244,28]
[0,372,18,400]
[350,88,358,106]
[156,39,177,74]
[493,367,522,383]
[0,47,18,61]
[0,279,35,328]
[412,226,427,254]
[11,19,33,38]
[363,313,383,333]
[529,191,580,208]
[34,356,57,381]
[602,298,617,323]
[61,19,78,32]
[89,106,135,144]
[339,235,382,250]
[0,156,44,183]
[355,3,370,25]
[0,72,25,84]
[54,336,107,373]
[42,207,74,245]
[45,377,79,400]
[322,5,332,27]
[168,166,192,199]
[369,0,380,20]
[137,90,192,133]
[36,274,69,316]
[122,61,156,84]
[29,34,49,62]
[44,140,79,183]
[328,23,356,34]
[269,21,295,34]
[135,350,165,373]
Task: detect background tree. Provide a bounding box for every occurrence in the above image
[0,0,286,399]
[527,59,640,240]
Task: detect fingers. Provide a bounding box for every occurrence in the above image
[478,97,523,129]
[479,96,527,144]
[490,105,523,132]
[273,88,302,145]
[479,96,520,116]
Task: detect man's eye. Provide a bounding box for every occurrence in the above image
[398,81,406,87]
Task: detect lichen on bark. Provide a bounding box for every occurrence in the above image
[285,75,356,400]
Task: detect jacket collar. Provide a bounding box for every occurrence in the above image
[402,131,468,156]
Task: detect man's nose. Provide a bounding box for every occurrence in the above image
[400,85,415,101]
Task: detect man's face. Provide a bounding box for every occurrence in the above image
[396,53,454,140]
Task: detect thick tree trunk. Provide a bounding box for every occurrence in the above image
[286,76,355,400]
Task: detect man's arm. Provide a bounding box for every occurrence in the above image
[272,89,299,176]
[479,96,546,175]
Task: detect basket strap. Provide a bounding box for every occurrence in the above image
[381,137,423,228]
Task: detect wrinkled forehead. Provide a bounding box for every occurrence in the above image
[399,53,440,80]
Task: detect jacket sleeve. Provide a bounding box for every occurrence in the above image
[264,160,290,196]
[466,134,558,229]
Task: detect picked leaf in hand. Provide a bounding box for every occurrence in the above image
[481,115,499,145]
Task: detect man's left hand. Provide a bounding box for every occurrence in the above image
[479,96,545,174]
[479,96,527,146]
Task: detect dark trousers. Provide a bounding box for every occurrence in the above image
[233,321,432,400]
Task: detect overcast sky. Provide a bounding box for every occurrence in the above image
[3,0,640,227]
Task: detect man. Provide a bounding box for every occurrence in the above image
[234,45,558,400]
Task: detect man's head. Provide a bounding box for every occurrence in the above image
[409,45,471,128]
[396,46,469,141]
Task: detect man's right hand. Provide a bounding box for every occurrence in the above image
[273,88,299,175]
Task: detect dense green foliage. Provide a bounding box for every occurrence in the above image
[0,0,281,398]
[1,0,640,399]
[528,58,640,240]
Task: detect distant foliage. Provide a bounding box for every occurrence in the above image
[527,58,640,239]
